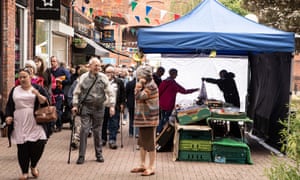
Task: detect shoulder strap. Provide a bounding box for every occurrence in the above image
[79,76,97,105]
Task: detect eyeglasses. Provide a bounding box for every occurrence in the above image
[105,71,114,74]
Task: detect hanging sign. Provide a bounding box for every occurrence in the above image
[34,0,61,20]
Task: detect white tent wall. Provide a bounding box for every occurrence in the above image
[147,56,248,112]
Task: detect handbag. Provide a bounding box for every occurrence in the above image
[35,101,57,123]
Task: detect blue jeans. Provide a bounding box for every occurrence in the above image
[157,110,172,133]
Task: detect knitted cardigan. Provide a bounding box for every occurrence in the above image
[134,80,159,127]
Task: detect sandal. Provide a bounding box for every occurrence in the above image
[31,167,39,178]
[130,167,146,173]
[141,169,155,176]
[19,174,28,180]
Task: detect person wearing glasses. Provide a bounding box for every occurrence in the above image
[72,57,115,164]
[102,64,126,149]
[5,68,50,180]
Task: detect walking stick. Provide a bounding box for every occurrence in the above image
[68,115,76,164]
[120,112,124,148]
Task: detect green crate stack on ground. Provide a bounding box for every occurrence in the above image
[212,137,253,164]
[178,127,213,162]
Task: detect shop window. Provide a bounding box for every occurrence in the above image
[35,20,50,65]
[15,5,27,74]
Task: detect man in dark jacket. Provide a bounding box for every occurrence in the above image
[102,64,126,149]
[202,69,241,138]
[202,69,240,108]
[152,66,165,87]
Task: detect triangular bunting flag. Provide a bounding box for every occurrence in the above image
[146,5,152,16]
[107,11,112,17]
[97,10,102,16]
[131,1,138,11]
[144,17,150,24]
[81,6,86,14]
[160,10,167,20]
[117,13,123,18]
[125,14,130,21]
[89,8,93,16]
[130,28,136,36]
[174,14,180,20]
[135,16,140,23]
[155,19,160,25]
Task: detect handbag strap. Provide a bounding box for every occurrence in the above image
[78,76,98,106]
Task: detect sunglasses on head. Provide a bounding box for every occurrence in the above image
[19,68,31,75]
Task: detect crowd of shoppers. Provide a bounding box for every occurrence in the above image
[6,54,245,178]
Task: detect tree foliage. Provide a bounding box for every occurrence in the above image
[242,0,300,34]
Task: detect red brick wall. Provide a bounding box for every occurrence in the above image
[1,0,16,110]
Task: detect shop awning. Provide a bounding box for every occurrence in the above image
[74,33,110,57]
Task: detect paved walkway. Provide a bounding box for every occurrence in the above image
[0,122,276,180]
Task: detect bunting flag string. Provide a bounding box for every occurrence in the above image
[76,0,185,26]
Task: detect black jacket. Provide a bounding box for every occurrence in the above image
[125,78,136,109]
[205,73,240,108]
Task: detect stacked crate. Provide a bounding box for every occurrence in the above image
[175,106,213,161]
[177,126,213,162]
[212,137,253,164]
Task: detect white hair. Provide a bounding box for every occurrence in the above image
[25,60,37,74]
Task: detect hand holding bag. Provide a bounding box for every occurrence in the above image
[35,101,57,123]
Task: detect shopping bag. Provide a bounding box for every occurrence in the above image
[197,81,208,105]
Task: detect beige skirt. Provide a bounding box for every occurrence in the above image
[137,127,156,151]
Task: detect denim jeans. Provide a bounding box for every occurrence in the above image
[108,109,120,143]
[157,110,172,133]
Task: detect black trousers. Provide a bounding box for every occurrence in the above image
[17,140,46,174]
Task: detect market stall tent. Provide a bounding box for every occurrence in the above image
[138,0,294,54]
[137,0,295,150]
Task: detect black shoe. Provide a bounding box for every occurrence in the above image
[88,131,92,137]
[109,142,118,149]
[96,155,104,163]
[71,142,78,149]
[102,140,107,146]
[76,156,85,164]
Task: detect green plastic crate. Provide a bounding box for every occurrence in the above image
[180,130,212,140]
[212,138,252,164]
[178,151,212,162]
[179,139,212,151]
[212,149,247,164]
[177,107,211,125]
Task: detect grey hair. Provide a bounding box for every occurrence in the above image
[136,65,153,82]
[25,60,37,74]
[89,57,102,65]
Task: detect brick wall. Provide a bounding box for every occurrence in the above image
[1,0,16,110]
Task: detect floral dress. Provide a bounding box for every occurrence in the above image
[11,86,46,144]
